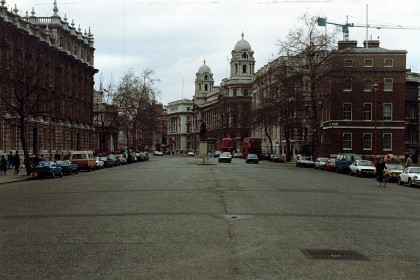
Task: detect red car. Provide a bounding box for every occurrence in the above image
[324,158,336,172]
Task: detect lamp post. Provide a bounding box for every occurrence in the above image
[372,81,379,163]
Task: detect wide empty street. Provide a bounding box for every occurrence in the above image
[0,156,419,279]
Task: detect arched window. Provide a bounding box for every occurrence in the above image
[242,52,247,59]
[204,84,208,91]
[204,75,208,80]
[242,65,247,74]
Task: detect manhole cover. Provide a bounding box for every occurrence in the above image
[302,249,369,261]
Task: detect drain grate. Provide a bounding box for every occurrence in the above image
[302,249,369,261]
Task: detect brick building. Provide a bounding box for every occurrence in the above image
[0,1,97,158]
[320,40,408,160]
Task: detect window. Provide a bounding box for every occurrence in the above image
[364,79,373,91]
[233,89,237,97]
[242,65,247,74]
[344,59,353,67]
[363,133,372,150]
[363,103,372,120]
[343,133,352,150]
[242,52,247,59]
[204,84,208,91]
[383,103,392,120]
[343,78,352,91]
[186,107,191,112]
[384,78,393,91]
[204,75,208,80]
[383,133,392,150]
[364,59,373,67]
[384,59,393,67]
[343,103,352,120]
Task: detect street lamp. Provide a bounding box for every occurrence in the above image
[372,81,379,163]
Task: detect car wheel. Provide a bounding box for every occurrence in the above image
[398,177,403,185]
[51,171,56,178]
[349,169,353,176]
[59,171,63,177]
[408,178,413,188]
[357,170,360,177]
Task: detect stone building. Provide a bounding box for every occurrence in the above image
[166,99,194,154]
[0,1,97,158]
[191,33,255,152]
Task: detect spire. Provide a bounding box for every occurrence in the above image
[31,7,35,17]
[203,59,206,65]
[13,4,18,14]
[53,0,59,17]
[241,31,244,40]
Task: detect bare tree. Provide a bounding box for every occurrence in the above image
[275,13,340,157]
[112,69,160,151]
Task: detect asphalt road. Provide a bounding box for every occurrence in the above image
[0,156,419,279]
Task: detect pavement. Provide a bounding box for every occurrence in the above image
[0,168,31,184]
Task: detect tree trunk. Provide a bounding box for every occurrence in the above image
[18,115,31,176]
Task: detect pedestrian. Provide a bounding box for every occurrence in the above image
[405,155,413,167]
[14,153,21,175]
[0,155,7,175]
[376,158,387,187]
[7,151,13,170]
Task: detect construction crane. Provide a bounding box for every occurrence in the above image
[317,16,420,41]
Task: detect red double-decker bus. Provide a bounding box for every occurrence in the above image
[220,138,234,154]
[242,137,262,158]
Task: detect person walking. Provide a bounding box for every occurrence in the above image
[376,158,387,187]
[7,151,13,170]
[14,153,21,175]
[405,155,413,167]
[0,155,7,175]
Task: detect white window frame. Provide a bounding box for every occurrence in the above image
[383,103,392,121]
[363,103,372,120]
[363,133,372,150]
[343,133,352,150]
[343,103,352,120]
[383,133,392,151]
[384,58,393,67]
[364,78,373,92]
[364,59,373,67]
[384,78,393,92]
[343,78,352,92]
[344,59,353,67]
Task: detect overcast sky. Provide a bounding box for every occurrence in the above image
[7,0,420,105]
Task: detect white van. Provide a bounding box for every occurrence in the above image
[70,151,96,171]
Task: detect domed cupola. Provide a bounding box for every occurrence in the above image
[230,32,255,79]
[195,59,214,95]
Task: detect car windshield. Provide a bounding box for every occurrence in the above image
[248,154,257,158]
[386,163,404,169]
[358,160,373,166]
[409,168,420,173]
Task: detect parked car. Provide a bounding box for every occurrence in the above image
[349,160,376,177]
[384,163,404,182]
[95,157,104,169]
[70,151,96,171]
[335,153,362,173]
[153,151,163,156]
[218,152,232,163]
[314,157,329,169]
[143,152,149,161]
[116,154,127,165]
[187,151,195,157]
[56,160,79,175]
[246,153,259,164]
[324,158,336,172]
[30,161,63,178]
[296,156,314,168]
[100,156,113,168]
[108,155,121,166]
[271,154,285,163]
[398,167,420,187]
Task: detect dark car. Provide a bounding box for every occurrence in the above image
[218,152,232,163]
[296,156,315,168]
[30,161,63,178]
[56,160,79,175]
[246,153,259,164]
